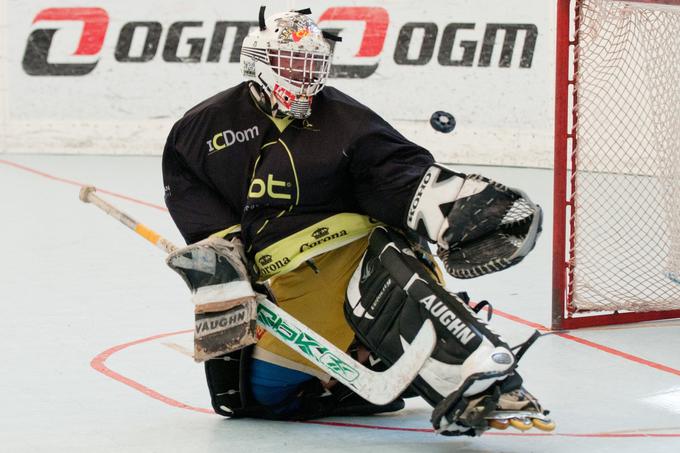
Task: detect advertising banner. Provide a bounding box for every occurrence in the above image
[0,0,555,167]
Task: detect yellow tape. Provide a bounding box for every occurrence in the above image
[135,224,161,245]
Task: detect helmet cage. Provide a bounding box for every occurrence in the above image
[240,10,333,119]
[268,49,330,96]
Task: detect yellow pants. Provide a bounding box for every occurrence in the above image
[252,236,369,380]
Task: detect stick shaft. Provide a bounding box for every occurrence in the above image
[80,186,177,254]
[79,185,434,403]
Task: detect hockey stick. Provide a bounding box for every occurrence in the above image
[79,185,436,405]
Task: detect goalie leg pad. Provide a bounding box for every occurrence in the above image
[204,346,313,419]
[345,227,517,409]
[205,345,405,420]
[204,347,254,417]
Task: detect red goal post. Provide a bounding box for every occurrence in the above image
[553,0,680,329]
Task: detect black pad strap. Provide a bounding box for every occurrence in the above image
[511,330,542,362]
[258,6,266,30]
[322,30,343,42]
[204,347,252,417]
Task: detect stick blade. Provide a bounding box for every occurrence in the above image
[353,319,437,405]
[255,297,436,405]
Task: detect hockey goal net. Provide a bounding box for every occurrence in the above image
[553,0,680,328]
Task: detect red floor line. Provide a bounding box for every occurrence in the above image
[94,187,168,212]
[0,158,168,212]
[6,157,680,417]
[93,330,680,438]
[491,307,549,332]
[491,307,680,377]
[1,157,86,187]
[554,331,680,377]
[90,329,213,415]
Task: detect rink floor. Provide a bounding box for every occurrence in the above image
[1,154,679,453]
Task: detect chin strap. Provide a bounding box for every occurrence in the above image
[248,82,271,113]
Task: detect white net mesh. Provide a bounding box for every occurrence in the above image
[570,0,680,312]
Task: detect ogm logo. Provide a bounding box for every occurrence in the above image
[23,8,109,76]
[21,6,390,78]
[21,6,538,77]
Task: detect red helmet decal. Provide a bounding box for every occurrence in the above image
[292,28,311,42]
[273,84,295,109]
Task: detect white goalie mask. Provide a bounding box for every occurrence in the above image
[240,9,333,119]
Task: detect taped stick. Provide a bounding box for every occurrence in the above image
[79,186,436,404]
[80,185,252,361]
[79,185,177,254]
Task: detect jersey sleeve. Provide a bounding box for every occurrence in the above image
[348,110,435,228]
[162,120,240,244]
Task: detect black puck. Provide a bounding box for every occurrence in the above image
[430,111,456,133]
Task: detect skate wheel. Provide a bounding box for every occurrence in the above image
[531,418,556,432]
[509,418,533,431]
[488,419,510,430]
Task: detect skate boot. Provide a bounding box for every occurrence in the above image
[485,377,555,432]
[342,227,551,436]
[432,373,554,435]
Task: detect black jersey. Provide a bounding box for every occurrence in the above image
[162,82,434,279]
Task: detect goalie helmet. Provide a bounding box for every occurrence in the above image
[240,8,333,119]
